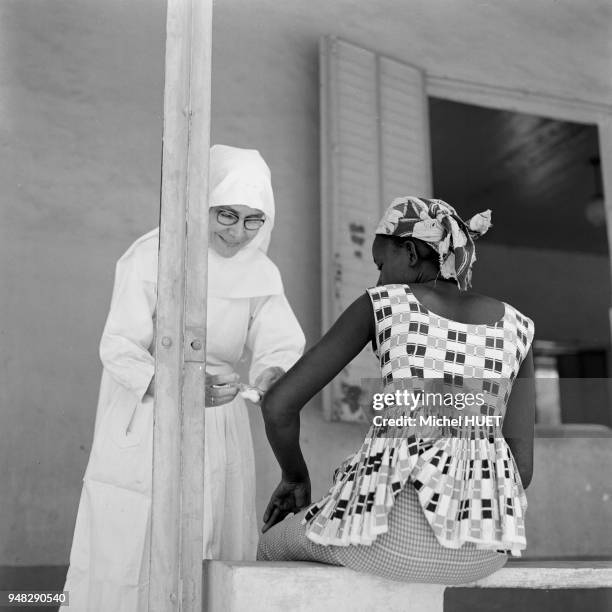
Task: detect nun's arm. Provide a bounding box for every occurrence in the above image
[261,293,375,482]
[99,246,156,402]
[246,293,306,391]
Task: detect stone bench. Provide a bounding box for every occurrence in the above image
[203,560,612,612]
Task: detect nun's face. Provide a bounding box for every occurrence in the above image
[209,205,266,257]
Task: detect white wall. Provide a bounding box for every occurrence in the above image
[0,0,166,565]
[2,0,611,565]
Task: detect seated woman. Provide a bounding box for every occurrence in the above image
[257,197,535,584]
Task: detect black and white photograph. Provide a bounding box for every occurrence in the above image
[1,1,611,611]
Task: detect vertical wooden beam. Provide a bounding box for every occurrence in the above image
[150,0,212,610]
[180,0,212,606]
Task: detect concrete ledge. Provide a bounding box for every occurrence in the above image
[203,560,612,612]
[465,560,612,589]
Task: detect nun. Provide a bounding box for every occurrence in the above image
[63,144,305,611]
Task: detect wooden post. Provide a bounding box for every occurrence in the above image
[150,0,212,610]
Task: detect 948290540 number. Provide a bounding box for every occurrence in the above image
[1,591,68,607]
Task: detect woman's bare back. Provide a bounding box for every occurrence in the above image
[409,281,505,325]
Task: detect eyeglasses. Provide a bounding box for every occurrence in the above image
[216,208,266,231]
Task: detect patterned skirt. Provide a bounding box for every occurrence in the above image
[257,482,507,584]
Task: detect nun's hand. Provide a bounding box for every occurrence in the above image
[205,372,239,407]
[254,366,285,395]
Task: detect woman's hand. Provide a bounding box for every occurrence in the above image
[254,366,285,395]
[205,372,239,407]
[261,477,311,533]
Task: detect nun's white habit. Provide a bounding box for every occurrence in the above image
[63,145,305,611]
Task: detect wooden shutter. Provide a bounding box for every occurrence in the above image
[320,37,432,421]
[379,56,432,211]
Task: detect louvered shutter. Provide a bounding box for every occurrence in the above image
[320,37,432,421]
[379,56,432,210]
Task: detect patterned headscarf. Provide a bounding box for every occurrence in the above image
[375,196,492,290]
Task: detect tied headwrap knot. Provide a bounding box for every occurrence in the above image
[375,196,492,290]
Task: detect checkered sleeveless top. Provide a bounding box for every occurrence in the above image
[303,284,535,556]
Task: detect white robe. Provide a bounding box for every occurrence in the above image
[64,231,305,611]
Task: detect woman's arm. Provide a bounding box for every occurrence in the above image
[502,347,536,488]
[99,244,157,402]
[261,292,374,530]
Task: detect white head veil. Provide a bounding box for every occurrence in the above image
[207,144,283,298]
